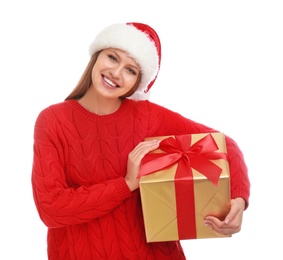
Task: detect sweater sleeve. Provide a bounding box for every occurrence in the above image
[174,112,250,208]
[31,108,132,228]
[146,102,251,208]
[171,112,250,208]
[225,135,250,208]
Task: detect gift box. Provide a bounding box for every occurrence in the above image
[139,133,231,242]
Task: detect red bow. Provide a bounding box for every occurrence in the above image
[139,134,227,186]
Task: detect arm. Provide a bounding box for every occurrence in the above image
[31,110,132,228]
[142,101,250,235]
[204,136,250,235]
[147,103,251,205]
[146,103,251,235]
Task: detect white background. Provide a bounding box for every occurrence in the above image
[1,0,282,259]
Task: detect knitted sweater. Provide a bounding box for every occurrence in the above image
[32,99,250,260]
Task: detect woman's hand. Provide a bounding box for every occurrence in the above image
[204,197,246,236]
[125,140,160,191]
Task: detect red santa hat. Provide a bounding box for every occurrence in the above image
[89,22,161,100]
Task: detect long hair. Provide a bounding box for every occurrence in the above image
[65,52,100,101]
[65,51,141,101]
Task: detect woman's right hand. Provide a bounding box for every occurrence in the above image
[125,139,160,191]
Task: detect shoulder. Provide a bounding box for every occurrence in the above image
[35,100,73,127]
[38,100,73,115]
[126,99,170,114]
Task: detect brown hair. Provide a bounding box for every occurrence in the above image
[65,51,142,101]
[65,52,100,101]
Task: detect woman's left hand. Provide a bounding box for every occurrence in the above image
[204,197,246,236]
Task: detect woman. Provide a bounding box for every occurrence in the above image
[32,22,250,259]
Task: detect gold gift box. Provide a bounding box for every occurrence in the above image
[139,133,231,242]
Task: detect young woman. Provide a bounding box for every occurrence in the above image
[31,22,250,259]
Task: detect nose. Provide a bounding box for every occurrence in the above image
[110,64,123,78]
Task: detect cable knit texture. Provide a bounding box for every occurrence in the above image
[32,99,250,260]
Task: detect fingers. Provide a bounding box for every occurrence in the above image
[224,198,245,224]
[204,198,245,236]
[204,216,235,236]
[130,140,160,161]
[125,140,160,191]
[128,140,159,169]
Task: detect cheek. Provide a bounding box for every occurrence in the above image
[124,76,138,90]
[90,68,97,83]
[125,71,139,85]
[91,63,102,80]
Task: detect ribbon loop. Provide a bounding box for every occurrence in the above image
[139,133,227,186]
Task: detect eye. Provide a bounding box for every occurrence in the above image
[126,67,137,75]
[108,54,117,62]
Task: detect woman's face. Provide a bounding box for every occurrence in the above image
[91,48,140,99]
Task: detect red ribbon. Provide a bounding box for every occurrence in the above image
[139,134,227,239]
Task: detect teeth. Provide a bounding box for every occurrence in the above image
[104,76,117,87]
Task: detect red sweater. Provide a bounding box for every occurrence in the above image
[32,99,250,260]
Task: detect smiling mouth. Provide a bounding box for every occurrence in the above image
[103,76,120,88]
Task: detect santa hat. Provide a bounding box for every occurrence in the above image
[89,22,161,100]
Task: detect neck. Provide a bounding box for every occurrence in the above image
[78,87,122,115]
